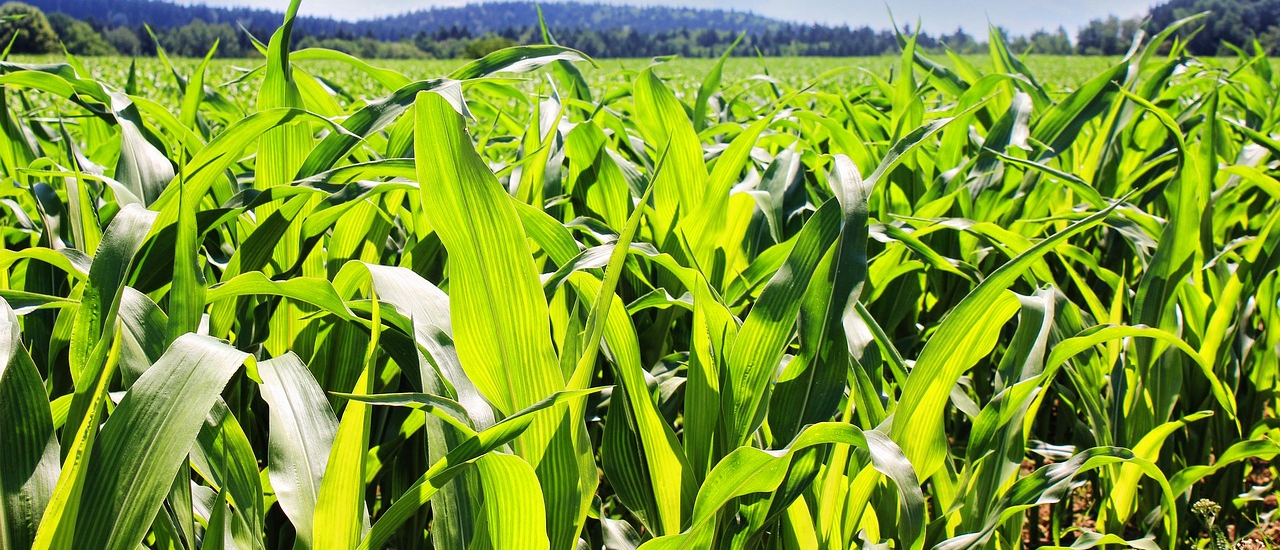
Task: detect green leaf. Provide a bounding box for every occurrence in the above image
[890,199,1122,481]
[66,205,157,446]
[166,167,204,344]
[352,389,601,550]
[1170,438,1280,495]
[1030,60,1127,160]
[768,155,871,444]
[414,90,593,548]
[638,424,924,550]
[258,353,338,549]
[200,490,234,550]
[472,454,550,550]
[448,45,592,80]
[111,93,176,206]
[724,200,841,443]
[413,89,563,418]
[632,67,709,251]
[937,447,1176,550]
[313,291,380,550]
[692,34,741,132]
[72,334,252,550]
[0,298,59,550]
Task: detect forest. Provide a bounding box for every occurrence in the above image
[1,0,1249,59]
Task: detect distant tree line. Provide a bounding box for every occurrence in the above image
[2,0,1270,59]
[1148,0,1280,55]
[28,0,791,38]
[0,1,1097,59]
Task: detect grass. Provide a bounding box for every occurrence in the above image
[0,5,1278,550]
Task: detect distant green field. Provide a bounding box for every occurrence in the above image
[18,54,1125,101]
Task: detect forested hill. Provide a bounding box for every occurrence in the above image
[366,3,785,37]
[33,0,309,34]
[30,0,788,39]
[26,0,1280,58]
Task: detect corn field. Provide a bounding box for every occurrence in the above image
[0,1,1277,548]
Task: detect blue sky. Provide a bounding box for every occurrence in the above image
[175,0,1157,35]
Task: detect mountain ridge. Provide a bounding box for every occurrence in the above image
[29,0,797,40]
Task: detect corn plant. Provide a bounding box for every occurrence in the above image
[0,2,1277,549]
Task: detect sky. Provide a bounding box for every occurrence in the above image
[173,0,1157,36]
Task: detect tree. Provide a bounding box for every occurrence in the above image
[47,12,116,55]
[1028,26,1073,55]
[463,33,515,58]
[102,26,141,56]
[158,19,248,57]
[0,2,59,54]
[942,27,981,53]
[1259,24,1280,54]
[1147,0,1280,55]
[1076,15,1141,55]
